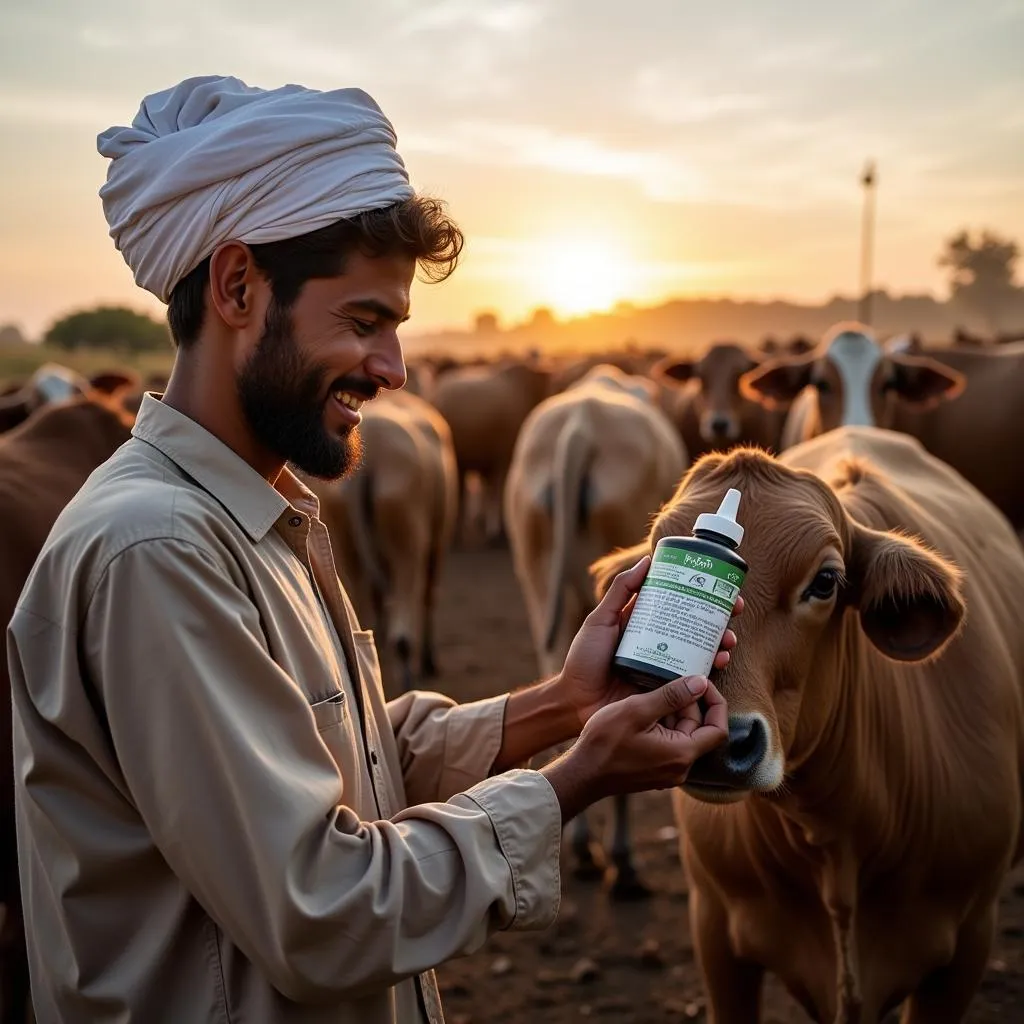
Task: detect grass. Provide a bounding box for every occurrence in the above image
[0,342,175,385]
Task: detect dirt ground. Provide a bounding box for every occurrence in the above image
[409,544,1024,1024]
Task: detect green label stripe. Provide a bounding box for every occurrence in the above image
[641,577,738,612]
[653,546,746,586]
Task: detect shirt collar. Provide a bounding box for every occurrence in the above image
[131,393,321,542]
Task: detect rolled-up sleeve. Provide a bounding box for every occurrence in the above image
[386,690,510,804]
[82,538,561,1003]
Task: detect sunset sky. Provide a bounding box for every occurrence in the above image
[1,0,1022,339]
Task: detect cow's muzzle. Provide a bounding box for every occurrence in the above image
[683,712,781,802]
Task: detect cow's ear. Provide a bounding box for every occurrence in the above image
[90,370,140,396]
[591,541,650,601]
[848,522,965,662]
[652,357,697,384]
[886,355,965,409]
[740,354,814,409]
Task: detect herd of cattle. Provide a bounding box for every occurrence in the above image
[2,319,1024,1022]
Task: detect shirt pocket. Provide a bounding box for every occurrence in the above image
[309,689,348,733]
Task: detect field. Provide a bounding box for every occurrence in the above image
[0,341,173,384]
[423,544,1024,1024]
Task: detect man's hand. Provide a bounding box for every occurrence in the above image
[541,674,730,823]
[557,555,743,730]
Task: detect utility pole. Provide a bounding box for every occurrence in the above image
[858,160,877,325]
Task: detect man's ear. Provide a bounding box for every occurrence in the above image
[740,354,815,409]
[208,241,264,330]
[848,521,965,662]
[652,357,697,385]
[886,354,966,409]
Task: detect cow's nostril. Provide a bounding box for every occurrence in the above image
[724,716,768,776]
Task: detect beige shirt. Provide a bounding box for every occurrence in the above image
[8,394,562,1024]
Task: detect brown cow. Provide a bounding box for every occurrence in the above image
[654,342,789,457]
[311,390,457,692]
[0,394,134,1023]
[742,322,1024,529]
[0,365,141,433]
[432,359,553,545]
[0,364,88,433]
[593,427,1024,1023]
[505,365,687,896]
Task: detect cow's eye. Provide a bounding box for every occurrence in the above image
[802,568,843,602]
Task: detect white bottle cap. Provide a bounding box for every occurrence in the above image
[693,488,744,546]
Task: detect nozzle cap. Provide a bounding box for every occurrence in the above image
[693,488,744,546]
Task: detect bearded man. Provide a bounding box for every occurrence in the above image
[7,76,738,1023]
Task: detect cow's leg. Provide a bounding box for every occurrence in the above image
[608,794,652,900]
[690,884,765,1023]
[568,812,605,881]
[454,469,471,547]
[421,545,440,679]
[900,904,996,1024]
[483,465,509,547]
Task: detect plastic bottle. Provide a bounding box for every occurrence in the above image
[613,488,747,689]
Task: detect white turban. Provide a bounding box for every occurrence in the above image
[97,75,415,303]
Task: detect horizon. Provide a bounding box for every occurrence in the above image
[1,0,1022,338]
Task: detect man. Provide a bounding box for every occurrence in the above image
[7,76,739,1023]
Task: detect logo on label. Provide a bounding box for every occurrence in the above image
[726,570,742,583]
[682,553,715,571]
[656,642,668,652]
[689,574,708,588]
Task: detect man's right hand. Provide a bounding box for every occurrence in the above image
[540,675,729,823]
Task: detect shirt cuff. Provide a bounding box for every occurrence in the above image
[458,768,562,932]
[437,693,509,796]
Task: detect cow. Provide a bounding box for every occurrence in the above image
[759,335,816,358]
[654,342,790,458]
[505,364,687,897]
[0,394,135,1024]
[741,322,1024,529]
[0,364,88,433]
[592,427,1024,1023]
[311,390,458,693]
[403,359,437,403]
[550,348,667,393]
[432,358,554,546]
[0,365,142,432]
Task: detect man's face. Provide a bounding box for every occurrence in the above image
[237,250,413,479]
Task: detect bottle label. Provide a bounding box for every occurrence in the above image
[615,546,745,679]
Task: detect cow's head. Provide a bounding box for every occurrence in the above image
[655,342,762,445]
[740,322,965,433]
[592,445,965,804]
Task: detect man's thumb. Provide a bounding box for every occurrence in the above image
[630,675,708,721]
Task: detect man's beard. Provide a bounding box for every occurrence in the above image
[237,300,367,480]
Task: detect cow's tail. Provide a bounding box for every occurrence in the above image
[543,411,592,653]
[345,469,389,600]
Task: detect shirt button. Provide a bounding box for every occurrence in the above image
[288,515,302,528]
[370,751,379,765]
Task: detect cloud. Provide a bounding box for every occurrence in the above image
[0,93,116,129]
[401,0,543,35]
[404,120,706,201]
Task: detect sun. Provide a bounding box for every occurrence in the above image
[530,235,639,318]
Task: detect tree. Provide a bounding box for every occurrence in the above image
[44,306,170,353]
[473,311,500,335]
[0,324,27,347]
[527,307,556,330]
[939,230,1022,332]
